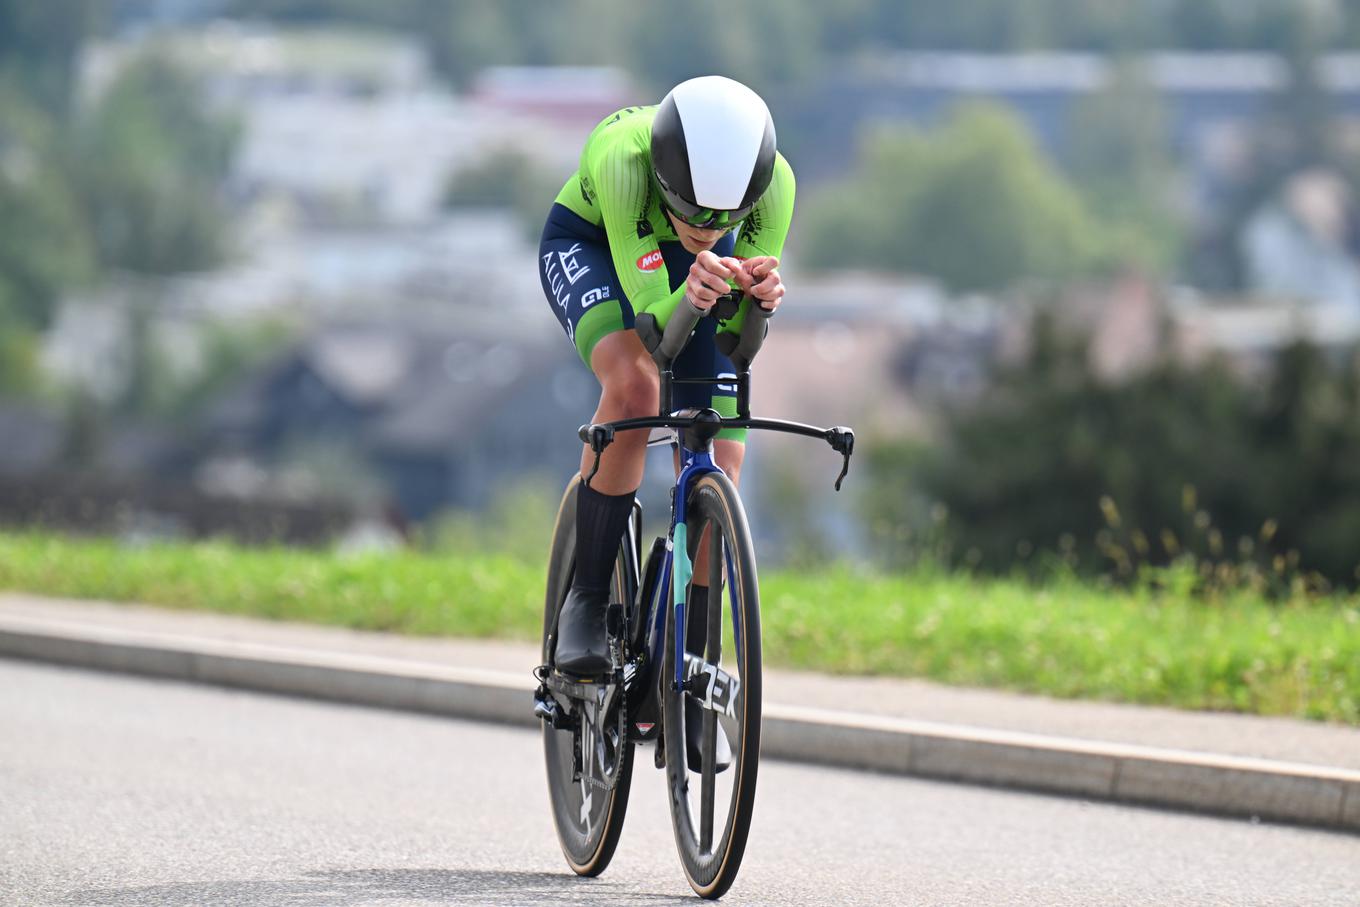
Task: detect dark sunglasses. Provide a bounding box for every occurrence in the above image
[663,197,755,230]
[655,171,756,229]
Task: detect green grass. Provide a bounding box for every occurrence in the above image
[1,531,1356,724]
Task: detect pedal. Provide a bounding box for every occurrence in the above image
[533,683,572,730]
[683,672,709,698]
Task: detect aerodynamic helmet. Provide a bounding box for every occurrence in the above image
[650,75,776,230]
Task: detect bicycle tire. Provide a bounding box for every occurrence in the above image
[541,474,637,876]
[663,471,762,900]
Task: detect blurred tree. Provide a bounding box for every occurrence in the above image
[59,386,103,468]
[0,2,100,399]
[119,297,162,417]
[443,148,567,239]
[62,53,239,417]
[1165,0,1247,51]
[0,84,94,333]
[895,315,1253,574]
[0,326,40,394]
[0,0,104,112]
[444,148,546,208]
[68,54,239,276]
[1066,59,1182,275]
[428,2,525,87]
[799,103,1097,293]
[866,310,1360,586]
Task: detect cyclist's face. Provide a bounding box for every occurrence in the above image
[666,209,727,254]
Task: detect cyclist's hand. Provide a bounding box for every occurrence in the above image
[740,256,784,312]
[686,250,735,311]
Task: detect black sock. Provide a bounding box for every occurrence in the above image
[686,584,709,656]
[573,482,636,595]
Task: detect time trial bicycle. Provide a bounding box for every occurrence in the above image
[533,293,855,899]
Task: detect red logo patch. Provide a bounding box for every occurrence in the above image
[636,250,664,272]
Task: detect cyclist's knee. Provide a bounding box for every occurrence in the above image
[593,333,659,419]
[604,365,660,419]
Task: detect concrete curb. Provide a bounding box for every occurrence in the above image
[2,614,1357,833]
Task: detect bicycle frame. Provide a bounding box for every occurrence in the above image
[588,404,851,701]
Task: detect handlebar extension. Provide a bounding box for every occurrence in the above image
[635,292,771,372]
[634,296,709,365]
[715,297,775,373]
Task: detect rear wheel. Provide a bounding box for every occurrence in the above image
[663,471,762,900]
[541,475,637,876]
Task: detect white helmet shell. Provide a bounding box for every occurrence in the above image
[651,75,776,220]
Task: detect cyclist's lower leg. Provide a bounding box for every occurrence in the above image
[556,331,657,676]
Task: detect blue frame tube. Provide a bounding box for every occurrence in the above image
[650,444,724,690]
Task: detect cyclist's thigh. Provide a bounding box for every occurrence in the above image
[539,203,633,368]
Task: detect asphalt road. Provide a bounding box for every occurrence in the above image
[2,659,1357,907]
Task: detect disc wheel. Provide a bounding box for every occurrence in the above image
[663,472,762,900]
[541,475,637,876]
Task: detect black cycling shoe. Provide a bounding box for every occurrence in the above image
[685,696,731,773]
[553,586,611,676]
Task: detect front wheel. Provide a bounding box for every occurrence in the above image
[541,475,637,876]
[663,472,762,900]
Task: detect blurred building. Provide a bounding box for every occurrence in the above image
[471,65,633,124]
[789,51,1360,194]
[80,24,627,227]
[193,318,593,520]
[1242,168,1360,311]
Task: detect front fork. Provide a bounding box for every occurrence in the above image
[671,520,692,693]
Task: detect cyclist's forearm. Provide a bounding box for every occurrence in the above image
[639,284,690,329]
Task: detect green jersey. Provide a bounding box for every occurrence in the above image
[553,105,796,333]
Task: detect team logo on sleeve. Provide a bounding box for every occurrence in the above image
[636,250,664,272]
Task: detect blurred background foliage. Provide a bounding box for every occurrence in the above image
[224,0,1360,89]
[442,148,566,241]
[0,0,240,403]
[69,53,238,278]
[6,0,1360,596]
[800,104,1101,292]
[866,316,1360,589]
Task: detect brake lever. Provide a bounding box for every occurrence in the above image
[827,427,855,492]
[585,450,603,489]
[835,452,851,492]
[579,424,615,489]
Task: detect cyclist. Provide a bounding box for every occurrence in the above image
[538,75,793,765]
